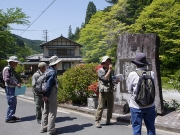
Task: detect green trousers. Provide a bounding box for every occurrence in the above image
[34,93,44,120]
[95,92,114,121]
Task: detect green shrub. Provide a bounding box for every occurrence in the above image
[57,63,99,104]
[172,69,180,92]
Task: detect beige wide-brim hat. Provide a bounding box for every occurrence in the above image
[7,56,19,63]
[49,56,61,66]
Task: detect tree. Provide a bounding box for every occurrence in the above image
[128,0,180,75]
[73,27,80,41]
[105,0,118,5]
[0,8,29,58]
[85,2,97,24]
[67,25,74,40]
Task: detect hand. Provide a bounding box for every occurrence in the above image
[43,96,48,102]
[109,64,112,70]
[17,83,21,88]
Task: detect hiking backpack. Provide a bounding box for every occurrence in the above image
[0,66,12,88]
[34,70,53,94]
[134,70,155,107]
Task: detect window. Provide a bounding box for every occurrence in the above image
[62,62,71,70]
[49,49,75,56]
[49,49,57,56]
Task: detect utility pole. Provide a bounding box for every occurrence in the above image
[42,30,48,42]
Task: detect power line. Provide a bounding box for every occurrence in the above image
[20,0,56,36]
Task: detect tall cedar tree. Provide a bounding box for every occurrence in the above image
[85,2,97,24]
[67,25,74,40]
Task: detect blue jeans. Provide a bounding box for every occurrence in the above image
[130,106,156,135]
[5,87,17,120]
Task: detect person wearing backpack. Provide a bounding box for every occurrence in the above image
[32,62,47,124]
[3,56,21,123]
[126,53,156,135]
[95,56,122,128]
[40,56,60,135]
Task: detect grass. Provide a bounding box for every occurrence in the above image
[162,83,174,90]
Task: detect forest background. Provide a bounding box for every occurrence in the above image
[0,0,180,89]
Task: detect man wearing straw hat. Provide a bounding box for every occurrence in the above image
[3,56,21,123]
[40,56,61,135]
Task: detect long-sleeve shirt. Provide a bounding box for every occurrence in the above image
[45,67,57,97]
[126,67,156,109]
[3,65,19,88]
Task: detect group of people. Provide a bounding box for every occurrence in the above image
[3,53,156,135]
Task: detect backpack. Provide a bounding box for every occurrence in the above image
[134,70,155,107]
[34,70,53,94]
[0,66,12,88]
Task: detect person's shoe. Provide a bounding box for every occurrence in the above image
[95,121,101,128]
[106,120,111,125]
[5,119,16,123]
[40,129,47,133]
[12,116,21,122]
[49,130,61,135]
[37,119,41,124]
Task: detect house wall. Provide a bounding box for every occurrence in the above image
[56,61,80,70]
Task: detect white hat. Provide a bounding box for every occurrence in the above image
[7,56,19,63]
[49,56,61,66]
[38,62,47,68]
[101,56,111,63]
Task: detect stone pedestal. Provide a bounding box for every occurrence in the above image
[113,101,130,114]
[87,97,98,109]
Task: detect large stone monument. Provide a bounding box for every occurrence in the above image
[114,33,164,114]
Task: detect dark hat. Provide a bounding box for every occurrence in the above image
[131,53,151,66]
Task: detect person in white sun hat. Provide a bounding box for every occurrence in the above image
[3,56,21,123]
[40,56,61,135]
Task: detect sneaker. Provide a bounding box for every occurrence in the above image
[37,119,41,124]
[49,130,61,135]
[40,129,47,133]
[12,116,21,122]
[106,120,110,125]
[95,121,101,128]
[5,119,16,123]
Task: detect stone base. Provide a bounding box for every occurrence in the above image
[87,97,98,109]
[113,101,130,114]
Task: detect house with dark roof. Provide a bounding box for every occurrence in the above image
[21,35,83,75]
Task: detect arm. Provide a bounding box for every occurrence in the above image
[44,71,56,98]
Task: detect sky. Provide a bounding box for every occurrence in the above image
[1,0,110,41]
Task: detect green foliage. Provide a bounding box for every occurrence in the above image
[57,63,99,104]
[0,8,29,58]
[14,64,25,83]
[85,1,97,24]
[128,0,180,76]
[163,99,180,111]
[14,34,43,53]
[0,60,8,71]
[67,25,73,40]
[105,0,118,5]
[172,69,180,92]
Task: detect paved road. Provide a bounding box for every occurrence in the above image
[1,92,178,135]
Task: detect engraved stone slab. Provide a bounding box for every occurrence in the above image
[114,33,164,114]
